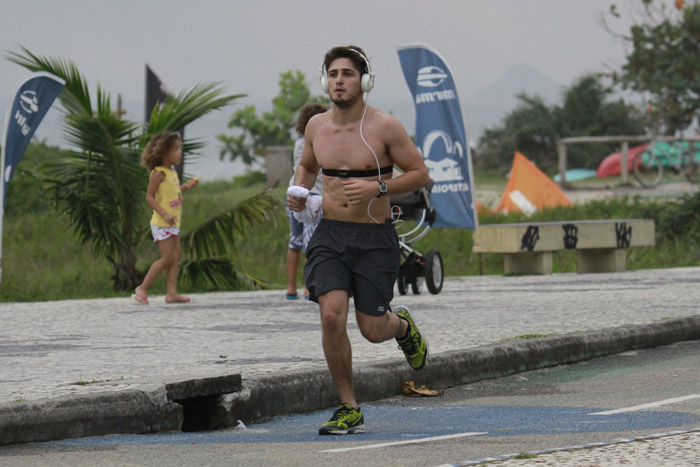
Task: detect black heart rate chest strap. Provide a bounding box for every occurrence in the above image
[322,165,393,178]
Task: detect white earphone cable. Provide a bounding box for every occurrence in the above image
[358,95,383,224]
[360,92,402,226]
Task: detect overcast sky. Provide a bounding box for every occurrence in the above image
[2,0,640,103]
[1,0,640,178]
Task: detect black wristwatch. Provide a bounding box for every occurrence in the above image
[377,180,388,197]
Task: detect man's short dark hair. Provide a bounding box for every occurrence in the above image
[323,45,369,75]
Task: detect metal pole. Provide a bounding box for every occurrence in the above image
[557,140,567,187]
[0,140,5,283]
[621,141,629,185]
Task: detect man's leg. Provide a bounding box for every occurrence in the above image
[317,289,366,435]
[351,243,428,371]
[285,206,303,299]
[318,289,356,407]
[286,248,300,297]
[393,306,429,370]
[356,306,429,371]
[355,310,407,344]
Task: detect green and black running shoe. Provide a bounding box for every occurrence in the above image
[318,403,365,435]
[395,306,429,370]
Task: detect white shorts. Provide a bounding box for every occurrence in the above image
[151,224,180,242]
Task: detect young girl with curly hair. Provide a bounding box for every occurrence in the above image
[133,132,198,304]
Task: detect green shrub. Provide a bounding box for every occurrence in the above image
[654,192,700,243]
[232,170,266,188]
[4,140,69,215]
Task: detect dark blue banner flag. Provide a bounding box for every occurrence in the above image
[397,44,477,229]
[1,72,65,200]
[0,72,64,281]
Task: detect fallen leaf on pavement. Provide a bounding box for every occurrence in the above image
[402,380,444,397]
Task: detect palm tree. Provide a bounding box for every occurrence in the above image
[7,47,278,291]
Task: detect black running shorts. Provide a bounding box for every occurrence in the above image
[304,218,400,316]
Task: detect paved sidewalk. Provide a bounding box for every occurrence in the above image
[2,266,697,404]
[0,267,698,451]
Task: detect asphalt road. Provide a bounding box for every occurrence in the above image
[1,339,698,466]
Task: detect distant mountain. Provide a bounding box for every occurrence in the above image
[463,63,563,141]
[382,63,564,143]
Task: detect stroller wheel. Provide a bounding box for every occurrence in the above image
[411,277,423,295]
[397,275,409,295]
[425,249,444,294]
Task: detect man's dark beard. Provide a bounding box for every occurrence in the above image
[331,98,351,109]
[331,93,361,109]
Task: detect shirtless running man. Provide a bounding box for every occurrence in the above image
[287,45,431,435]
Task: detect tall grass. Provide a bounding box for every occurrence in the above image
[1,211,118,301]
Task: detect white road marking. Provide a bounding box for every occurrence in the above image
[590,395,700,415]
[319,432,487,453]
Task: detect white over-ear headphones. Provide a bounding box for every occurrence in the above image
[320,48,375,94]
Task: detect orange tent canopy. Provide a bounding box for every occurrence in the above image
[496,151,573,214]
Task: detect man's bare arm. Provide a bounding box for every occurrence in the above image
[295,118,321,188]
[341,114,429,204]
[288,122,321,211]
[382,116,429,196]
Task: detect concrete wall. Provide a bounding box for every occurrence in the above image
[263,145,293,187]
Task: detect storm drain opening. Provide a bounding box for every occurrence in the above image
[165,374,242,432]
[176,394,222,432]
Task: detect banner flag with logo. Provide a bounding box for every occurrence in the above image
[396,44,477,229]
[0,71,65,281]
[1,72,65,199]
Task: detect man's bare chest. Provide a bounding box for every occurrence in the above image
[313,129,386,171]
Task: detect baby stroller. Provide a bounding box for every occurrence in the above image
[390,180,444,295]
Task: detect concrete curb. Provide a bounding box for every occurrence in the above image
[0,374,242,446]
[0,389,182,446]
[1,316,698,445]
[213,315,700,427]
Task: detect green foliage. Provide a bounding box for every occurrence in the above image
[7,47,150,290]
[6,46,95,116]
[1,209,119,302]
[4,47,275,292]
[478,74,645,173]
[653,190,700,243]
[609,0,700,134]
[217,70,329,168]
[478,94,559,172]
[179,258,264,291]
[558,75,646,169]
[3,140,68,215]
[1,170,699,302]
[181,189,277,258]
[144,82,246,154]
[232,170,266,188]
